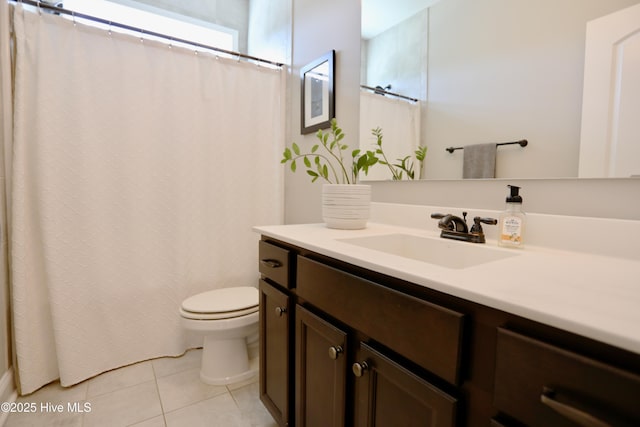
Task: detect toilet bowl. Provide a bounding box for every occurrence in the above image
[180,286,259,385]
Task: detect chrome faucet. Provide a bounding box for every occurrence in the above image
[430,212,497,243]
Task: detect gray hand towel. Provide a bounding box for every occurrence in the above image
[463,143,496,179]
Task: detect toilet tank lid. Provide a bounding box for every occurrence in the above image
[182,286,258,314]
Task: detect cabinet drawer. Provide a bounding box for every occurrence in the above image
[494,328,640,426]
[258,240,292,289]
[297,256,465,385]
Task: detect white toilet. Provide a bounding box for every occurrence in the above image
[179,286,259,385]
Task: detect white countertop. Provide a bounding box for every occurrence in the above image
[254,222,640,355]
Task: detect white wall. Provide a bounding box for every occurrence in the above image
[284,0,361,224]
[424,0,640,180]
[371,178,640,220]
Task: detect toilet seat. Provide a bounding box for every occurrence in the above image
[180,305,258,320]
[180,287,258,320]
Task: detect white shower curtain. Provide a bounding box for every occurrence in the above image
[359,90,421,181]
[8,5,284,394]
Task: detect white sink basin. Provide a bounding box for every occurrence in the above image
[338,233,519,269]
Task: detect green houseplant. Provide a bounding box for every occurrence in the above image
[281,119,378,229]
[371,127,427,180]
[281,119,378,184]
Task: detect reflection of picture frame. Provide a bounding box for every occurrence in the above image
[301,50,335,134]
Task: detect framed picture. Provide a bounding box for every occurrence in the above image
[300,50,335,134]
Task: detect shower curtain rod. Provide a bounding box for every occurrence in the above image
[361,85,418,103]
[11,0,285,67]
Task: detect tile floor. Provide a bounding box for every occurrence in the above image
[5,349,277,427]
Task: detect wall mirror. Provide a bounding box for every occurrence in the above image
[301,50,335,134]
[360,0,640,181]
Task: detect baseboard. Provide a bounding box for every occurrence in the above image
[0,368,17,426]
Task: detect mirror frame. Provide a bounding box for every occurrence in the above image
[300,50,335,134]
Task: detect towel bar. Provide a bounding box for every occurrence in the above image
[446,139,528,153]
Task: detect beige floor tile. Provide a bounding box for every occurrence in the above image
[164,393,245,427]
[5,381,89,427]
[4,407,84,427]
[230,382,278,427]
[83,380,162,427]
[128,415,167,427]
[5,351,275,427]
[87,361,155,398]
[151,348,202,379]
[156,367,228,413]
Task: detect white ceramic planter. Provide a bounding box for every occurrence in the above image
[322,184,371,230]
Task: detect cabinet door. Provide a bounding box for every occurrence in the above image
[259,279,291,426]
[295,305,348,427]
[353,343,457,427]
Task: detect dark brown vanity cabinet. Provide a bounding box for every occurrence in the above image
[258,236,640,426]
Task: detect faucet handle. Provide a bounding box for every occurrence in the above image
[430,213,452,231]
[471,217,497,234]
[476,217,497,225]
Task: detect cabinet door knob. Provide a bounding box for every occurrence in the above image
[328,346,343,360]
[352,361,369,377]
[275,306,287,317]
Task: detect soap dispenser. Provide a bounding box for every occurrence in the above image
[498,185,526,248]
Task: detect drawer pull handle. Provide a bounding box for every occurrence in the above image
[540,388,611,427]
[328,346,343,360]
[352,361,369,377]
[260,259,282,269]
[275,306,287,317]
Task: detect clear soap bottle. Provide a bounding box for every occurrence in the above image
[498,185,526,248]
